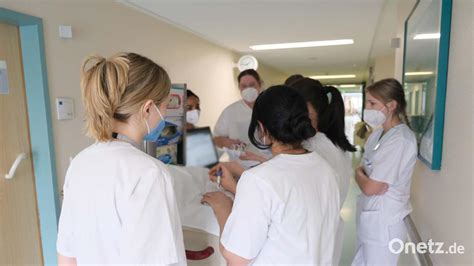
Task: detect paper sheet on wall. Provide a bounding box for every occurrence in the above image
[0,60,9,95]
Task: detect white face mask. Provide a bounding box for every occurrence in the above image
[241,87,259,103]
[363,109,387,128]
[186,109,200,125]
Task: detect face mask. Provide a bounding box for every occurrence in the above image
[241,87,259,103]
[186,109,200,125]
[363,108,387,128]
[144,104,166,142]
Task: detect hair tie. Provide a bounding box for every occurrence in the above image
[326,91,332,104]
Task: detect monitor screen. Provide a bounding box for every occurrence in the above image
[185,127,218,168]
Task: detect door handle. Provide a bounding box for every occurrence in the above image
[4,153,27,180]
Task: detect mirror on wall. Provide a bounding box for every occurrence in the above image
[403,0,452,170]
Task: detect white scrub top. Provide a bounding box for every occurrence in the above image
[214,100,252,145]
[221,152,340,265]
[57,141,186,265]
[214,100,270,166]
[357,124,417,245]
[303,132,353,206]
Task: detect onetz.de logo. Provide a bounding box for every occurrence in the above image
[389,239,465,255]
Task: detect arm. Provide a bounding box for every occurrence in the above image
[58,254,76,266]
[355,166,388,196]
[220,246,251,266]
[214,136,244,149]
[201,192,251,266]
[239,150,268,163]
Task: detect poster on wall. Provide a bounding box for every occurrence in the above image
[154,84,186,164]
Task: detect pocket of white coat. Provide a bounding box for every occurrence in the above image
[357,210,390,246]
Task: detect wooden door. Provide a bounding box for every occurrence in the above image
[0,22,43,264]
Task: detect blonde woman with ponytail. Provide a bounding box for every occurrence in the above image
[57,53,186,265]
[352,78,417,265]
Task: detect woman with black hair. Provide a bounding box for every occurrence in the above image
[202,85,340,265]
[185,89,200,130]
[291,77,356,265]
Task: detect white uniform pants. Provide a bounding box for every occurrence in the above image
[351,219,407,266]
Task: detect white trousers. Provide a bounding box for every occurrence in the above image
[351,220,407,266]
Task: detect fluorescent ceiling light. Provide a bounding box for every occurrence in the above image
[414,33,440,40]
[250,39,354,51]
[406,71,434,76]
[311,74,356,80]
[338,84,358,88]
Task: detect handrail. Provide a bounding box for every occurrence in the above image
[404,215,433,266]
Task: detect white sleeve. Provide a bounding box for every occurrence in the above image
[369,135,405,185]
[57,171,76,258]
[214,108,229,137]
[118,167,185,264]
[220,173,272,260]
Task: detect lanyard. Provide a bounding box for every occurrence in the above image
[116,133,142,150]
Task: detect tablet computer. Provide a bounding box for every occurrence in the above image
[185,127,219,168]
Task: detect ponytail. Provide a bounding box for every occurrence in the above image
[81,54,130,141]
[322,86,357,152]
[291,78,356,152]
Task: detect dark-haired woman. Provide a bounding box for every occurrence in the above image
[291,78,356,264]
[185,89,200,130]
[202,85,340,265]
[352,78,417,265]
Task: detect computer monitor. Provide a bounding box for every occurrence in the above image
[185,127,219,168]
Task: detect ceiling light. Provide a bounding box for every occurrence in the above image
[310,74,356,80]
[406,71,434,76]
[414,33,440,40]
[338,84,358,88]
[250,39,354,51]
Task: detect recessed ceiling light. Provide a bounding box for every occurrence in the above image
[406,71,434,76]
[414,33,440,40]
[310,74,356,79]
[250,39,354,51]
[338,84,358,88]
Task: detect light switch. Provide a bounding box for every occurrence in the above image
[59,25,73,39]
[56,97,74,120]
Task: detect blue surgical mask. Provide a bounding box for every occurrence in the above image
[144,104,166,142]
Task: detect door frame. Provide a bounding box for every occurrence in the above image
[0,8,59,265]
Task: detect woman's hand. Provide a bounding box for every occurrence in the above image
[209,163,237,194]
[221,161,245,179]
[214,136,244,149]
[201,192,233,231]
[239,150,268,163]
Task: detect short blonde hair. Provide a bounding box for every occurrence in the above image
[81,52,170,141]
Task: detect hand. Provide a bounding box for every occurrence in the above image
[201,191,233,235]
[209,163,237,194]
[355,166,366,179]
[221,161,245,179]
[376,183,389,195]
[201,192,233,217]
[214,136,244,149]
[239,150,267,163]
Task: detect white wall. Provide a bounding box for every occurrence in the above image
[373,52,396,80]
[407,1,473,264]
[0,1,287,190]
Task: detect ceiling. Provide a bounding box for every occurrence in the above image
[121,0,392,84]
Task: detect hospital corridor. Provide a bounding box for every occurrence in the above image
[0,0,472,265]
